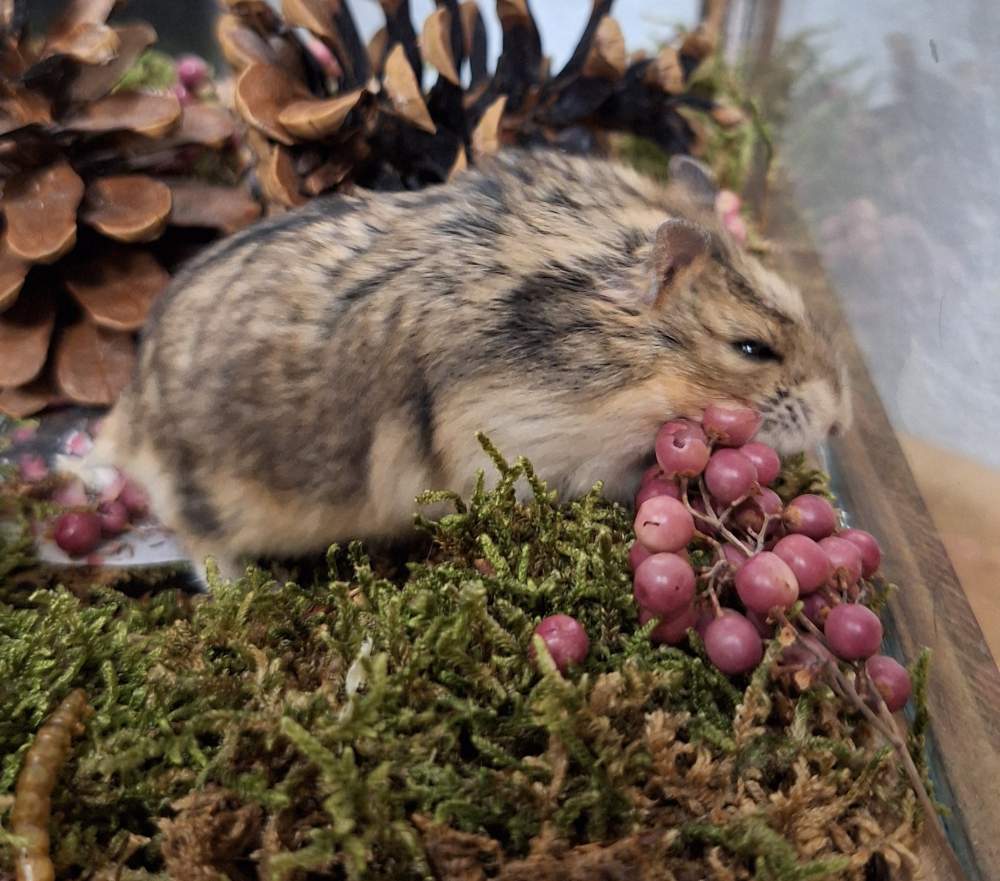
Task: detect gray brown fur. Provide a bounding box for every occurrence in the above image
[93,149,851,585]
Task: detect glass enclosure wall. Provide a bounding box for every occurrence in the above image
[725,0,1000,659]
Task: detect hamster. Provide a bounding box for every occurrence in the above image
[92,149,851,586]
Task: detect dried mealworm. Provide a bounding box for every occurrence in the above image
[10,689,92,881]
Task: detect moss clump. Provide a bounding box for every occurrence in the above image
[0,441,922,880]
[113,49,179,94]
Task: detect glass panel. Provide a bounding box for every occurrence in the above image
[724,0,1000,662]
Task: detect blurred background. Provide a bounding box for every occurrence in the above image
[721,0,1000,658]
[26,0,1000,653]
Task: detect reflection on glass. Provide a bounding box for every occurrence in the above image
[730,0,1000,658]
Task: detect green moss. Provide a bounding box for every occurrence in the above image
[683,817,851,880]
[611,47,772,199]
[0,440,924,879]
[113,49,178,94]
[771,452,834,503]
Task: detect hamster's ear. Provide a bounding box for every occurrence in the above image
[668,155,718,208]
[645,218,711,308]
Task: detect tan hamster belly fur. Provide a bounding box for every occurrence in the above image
[93,149,850,585]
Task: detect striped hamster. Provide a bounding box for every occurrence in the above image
[93,149,851,585]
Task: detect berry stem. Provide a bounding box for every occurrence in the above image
[753,513,779,553]
[701,559,727,616]
[777,610,940,830]
[680,478,754,556]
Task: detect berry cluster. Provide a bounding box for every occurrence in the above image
[535,405,911,719]
[17,426,150,560]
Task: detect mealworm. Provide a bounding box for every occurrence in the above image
[10,689,92,881]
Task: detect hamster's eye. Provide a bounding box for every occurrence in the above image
[732,339,782,362]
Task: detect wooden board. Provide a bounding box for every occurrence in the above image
[765,185,1000,881]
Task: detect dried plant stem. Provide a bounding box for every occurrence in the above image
[681,478,754,556]
[778,611,940,829]
[10,690,92,881]
[752,513,778,553]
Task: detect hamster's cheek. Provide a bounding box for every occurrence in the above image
[755,378,842,454]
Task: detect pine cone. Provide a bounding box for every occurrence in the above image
[220,0,746,208]
[0,0,261,418]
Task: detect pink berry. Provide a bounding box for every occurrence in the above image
[53,511,103,557]
[724,213,748,245]
[118,479,150,518]
[655,420,710,478]
[53,478,89,509]
[640,604,698,646]
[635,477,680,509]
[732,488,782,536]
[865,654,912,712]
[176,54,209,90]
[531,615,589,673]
[640,464,663,486]
[722,543,749,567]
[98,500,129,536]
[302,32,342,77]
[703,405,762,446]
[783,494,837,540]
[171,82,193,105]
[705,449,757,505]
[839,528,881,578]
[715,190,741,217]
[658,418,707,445]
[633,553,696,617]
[824,604,883,660]
[818,536,863,587]
[772,534,832,595]
[628,540,652,572]
[18,453,47,483]
[63,430,94,457]
[634,496,695,554]
[694,604,715,638]
[801,593,830,626]
[11,424,37,443]
[734,551,799,614]
[738,442,781,486]
[704,612,763,674]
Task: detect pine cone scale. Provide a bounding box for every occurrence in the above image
[0,0,258,416]
[63,244,169,330]
[3,160,84,263]
[164,179,261,234]
[0,291,56,387]
[277,90,365,140]
[68,23,157,103]
[54,315,134,405]
[62,91,182,138]
[234,63,308,146]
[0,236,29,308]
[81,174,173,243]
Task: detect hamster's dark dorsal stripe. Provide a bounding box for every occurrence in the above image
[725,270,794,326]
[541,185,583,211]
[174,442,224,538]
[479,267,648,393]
[409,366,437,462]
